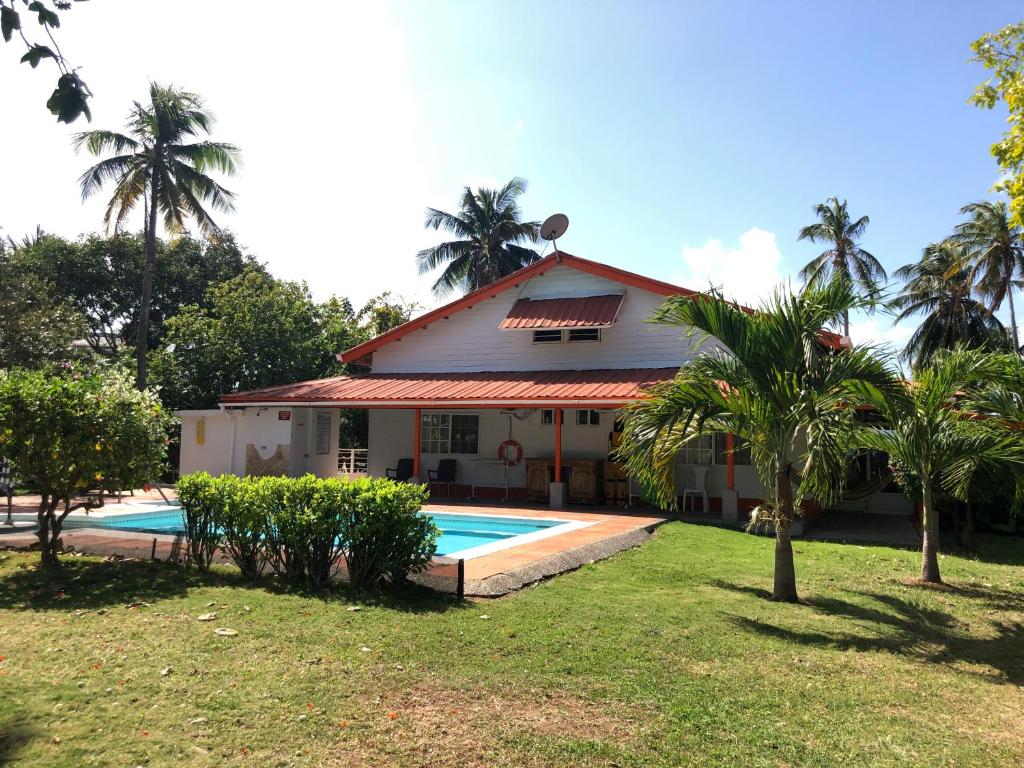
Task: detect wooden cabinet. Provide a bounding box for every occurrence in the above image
[524,458,603,505]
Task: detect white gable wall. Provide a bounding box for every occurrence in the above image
[369,264,715,373]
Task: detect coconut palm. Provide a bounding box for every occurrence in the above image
[891,241,1006,370]
[73,82,239,389]
[798,197,886,337]
[617,280,899,602]
[858,348,1024,583]
[417,178,540,297]
[950,200,1024,353]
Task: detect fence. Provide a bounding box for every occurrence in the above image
[337,448,369,475]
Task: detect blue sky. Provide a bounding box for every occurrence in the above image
[1,1,1020,347]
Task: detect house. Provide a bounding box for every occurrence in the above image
[177,251,911,523]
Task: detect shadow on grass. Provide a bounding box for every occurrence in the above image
[718,583,1024,685]
[0,558,466,615]
[0,717,36,765]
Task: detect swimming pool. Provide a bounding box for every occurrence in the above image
[61,506,587,559]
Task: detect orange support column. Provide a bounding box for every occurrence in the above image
[726,432,735,491]
[554,407,562,483]
[413,408,421,480]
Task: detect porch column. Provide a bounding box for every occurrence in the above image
[722,432,739,524]
[412,408,421,482]
[550,407,565,507]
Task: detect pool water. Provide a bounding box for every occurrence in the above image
[64,506,566,558]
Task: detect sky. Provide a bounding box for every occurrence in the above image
[1,0,1021,352]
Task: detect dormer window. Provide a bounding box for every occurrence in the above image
[532,329,563,343]
[568,328,601,343]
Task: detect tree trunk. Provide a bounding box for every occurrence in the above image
[772,466,799,602]
[920,477,941,583]
[843,308,850,340]
[1007,279,1019,354]
[135,181,160,390]
[36,495,62,569]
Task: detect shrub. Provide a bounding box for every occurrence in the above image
[176,472,221,571]
[217,475,270,580]
[343,478,434,589]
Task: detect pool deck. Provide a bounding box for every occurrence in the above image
[1,495,667,597]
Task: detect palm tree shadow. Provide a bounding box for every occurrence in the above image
[0,718,36,765]
[719,584,1024,685]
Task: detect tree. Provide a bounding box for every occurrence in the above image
[950,200,1024,352]
[6,232,259,356]
[858,348,1024,583]
[74,83,240,389]
[891,241,1007,370]
[970,23,1024,228]
[798,197,886,337]
[357,292,419,337]
[0,367,172,567]
[1,0,91,123]
[416,177,540,297]
[616,280,899,602]
[0,248,86,367]
[148,269,359,410]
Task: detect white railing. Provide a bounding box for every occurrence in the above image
[338,448,369,475]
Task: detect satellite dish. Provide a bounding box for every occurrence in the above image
[540,213,569,242]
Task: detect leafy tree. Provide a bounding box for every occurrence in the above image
[858,349,1024,583]
[617,280,898,602]
[0,367,172,567]
[1,0,91,123]
[6,232,259,355]
[891,241,1007,370]
[950,200,1024,352]
[357,291,419,337]
[74,83,240,389]
[0,248,86,367]
[970,23,1024,228]
[798,197,886,337]
[148,269,357,410]
[416,177,540,297]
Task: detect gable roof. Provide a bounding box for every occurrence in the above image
[337,250,845,365]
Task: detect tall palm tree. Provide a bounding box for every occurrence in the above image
[617,280,899,602]
[417,177,540,297]
[74,82,239,389]
[798,197,886,338]
[891,241,1006,370]
[859,348,1024,583]
[950,200,1024,353]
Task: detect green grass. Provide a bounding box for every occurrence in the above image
[1,523,1022,767]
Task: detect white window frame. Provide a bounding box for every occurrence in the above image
[532,329,563,344]
[575,409,600,426]
[568,328,601,343]
[419,413,479,455]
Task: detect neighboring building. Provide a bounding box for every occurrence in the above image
[177,251,910,520]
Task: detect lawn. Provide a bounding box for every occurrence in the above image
[1,523,1022,767]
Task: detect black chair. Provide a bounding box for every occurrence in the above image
[427,459,457,497]
[386,458,414,482]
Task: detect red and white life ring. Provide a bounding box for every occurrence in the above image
[497,439,523,467]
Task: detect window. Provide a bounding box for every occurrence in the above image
[575,409,600,426]
[541,409,564,425]
[420,413,479,454]
[682,434,714,465]
[568,328,601,342]
[533,329,562,343]
[714,432,751,466]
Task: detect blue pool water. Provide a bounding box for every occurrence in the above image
[65,507,564,557]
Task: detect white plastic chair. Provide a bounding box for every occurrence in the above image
[682,467,709,513]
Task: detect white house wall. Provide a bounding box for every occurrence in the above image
[177,410,233,477]
[369,265,713,373]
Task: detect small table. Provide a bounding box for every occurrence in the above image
[470,458,512,502]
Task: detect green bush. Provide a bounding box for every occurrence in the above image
[176,472,221,571]
[175,473,436,589]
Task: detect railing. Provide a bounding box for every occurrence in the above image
[338,448,369,475]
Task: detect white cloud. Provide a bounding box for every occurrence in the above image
[513,119,525,134]
[673,227,786,306]
[847,315,912,352]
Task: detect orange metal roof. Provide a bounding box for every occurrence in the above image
[499,294,624,329]
[220,368,679,407]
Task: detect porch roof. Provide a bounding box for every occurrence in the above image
[219,367,679,408]
[498,294,625,329]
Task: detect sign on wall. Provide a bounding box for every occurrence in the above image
[316,413,331,455]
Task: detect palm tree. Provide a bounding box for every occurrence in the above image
[73,82,239,389]
[950,200,1024,353]
[891,241,1006,370]
[617,280,899,602]
[417,177,540,297]
[858,348,1024,583]
[798,197,886,338]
